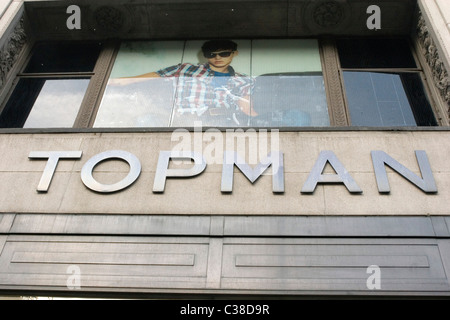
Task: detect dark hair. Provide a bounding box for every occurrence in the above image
[201,39,238,53]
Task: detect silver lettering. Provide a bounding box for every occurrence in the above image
[153,151,206,193]
[29,151,82,192]
[371,150,437,193]
[28,149,439,196]
[81,150,141,193]
[221,151,284,193]
[301,150,362,194]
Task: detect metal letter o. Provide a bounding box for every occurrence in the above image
[81,150,141,193]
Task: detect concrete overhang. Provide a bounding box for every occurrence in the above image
[23,0,419,41]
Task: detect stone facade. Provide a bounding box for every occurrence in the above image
[417,1,450,119]
[0,130,448,216]
[0,0,450,298]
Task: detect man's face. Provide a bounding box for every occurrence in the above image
[205,49,238,71]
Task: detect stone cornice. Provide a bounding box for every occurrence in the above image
[417,11,450,118]
[24,0,417,40]
[0,16,26,91]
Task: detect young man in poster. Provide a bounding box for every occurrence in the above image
[125,39,257,126]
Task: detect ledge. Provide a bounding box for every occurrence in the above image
[0,126,450,135]
[24,0,417,40]
[1,214,449,238]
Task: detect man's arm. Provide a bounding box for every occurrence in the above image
[108,72,161,86]
[132,72,161,78]
[108,63,185,86]
[237,95,258,116]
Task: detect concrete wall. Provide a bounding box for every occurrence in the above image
[1,214,450,297]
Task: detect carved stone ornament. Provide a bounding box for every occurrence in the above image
[313,1,344,27]
[417,11,450,117]
[0,18,27,90]
[94,6,125,32]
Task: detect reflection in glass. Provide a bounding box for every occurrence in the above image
[169,69,254,127]
[94,41,185,128]
[250,73,329,127]
[95,39,329,128]
[343,72,436,126]
[0,78,89,128]
[23,79,89,128]
[94,77,175,127]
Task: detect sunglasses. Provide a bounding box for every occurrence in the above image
[204,51,234,59]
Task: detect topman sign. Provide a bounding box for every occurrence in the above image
[28,149,438,195]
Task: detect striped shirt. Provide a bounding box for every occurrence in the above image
[157,63,254,116]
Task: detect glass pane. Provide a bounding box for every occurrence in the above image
[171,39,253,127]
[250,39,329,127]
[24,42,102,73]
[169,72,255,128]
[95,40,254,128]
[94,41,184,128]
[0,78,89,128]
[23,79,89,128]
[251,73,329,127]
[94,77,176,127]
[400,73,438,126]
[337,39,416,69]
[95,39,329,128]
[343,72,436,127]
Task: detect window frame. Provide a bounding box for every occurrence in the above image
[0,38,444,130]
[0,40,114,129]
[334,37,443,127]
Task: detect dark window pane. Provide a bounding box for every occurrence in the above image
[0,78,45,128]
[343,72,436,127]
[24,42,102,73]
[337,39,416,69]
[0,78,90,128]
[400,73,438,126]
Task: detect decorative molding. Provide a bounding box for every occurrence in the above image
[320,39,349,126]
[0,17,26,91]
[417,11,450,118]
[22,0,417,40]
[74,42,117,128]
[94,6,125,33]
[313,1,344,28]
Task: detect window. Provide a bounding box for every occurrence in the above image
[0,38,441,129]
[337,38,437,127]
[94,39,329,128]
[0,42,102,128]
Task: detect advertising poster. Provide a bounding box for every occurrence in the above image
[94,39,329,128]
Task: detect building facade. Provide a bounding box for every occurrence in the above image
[0,0,449,298]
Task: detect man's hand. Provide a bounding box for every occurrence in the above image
[237,95,258,116]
